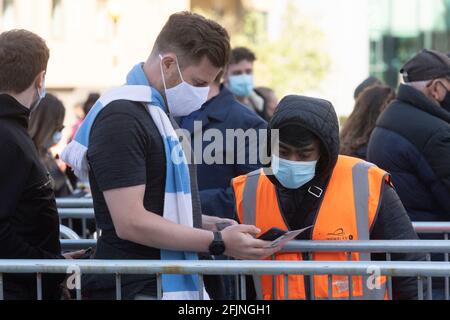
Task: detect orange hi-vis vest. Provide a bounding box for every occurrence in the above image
[232,155,390,300]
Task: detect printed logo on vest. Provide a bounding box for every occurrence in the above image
[327,228,354,240]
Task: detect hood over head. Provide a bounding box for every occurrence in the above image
[268,95,340,180]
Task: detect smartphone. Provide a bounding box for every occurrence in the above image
[79,247,94,260]
[257,228,287,241]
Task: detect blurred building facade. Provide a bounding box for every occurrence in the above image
[0,0,190,124]
[1,0,449,118]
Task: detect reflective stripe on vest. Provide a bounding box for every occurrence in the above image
[234,156,389,300]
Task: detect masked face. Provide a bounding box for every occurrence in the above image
[228,74,254,97]
[271,140,321,189]
[159,55,210,117]
[226,59,254,98]
[272,155,317,189]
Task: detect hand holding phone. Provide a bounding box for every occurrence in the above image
[258,226,313,248]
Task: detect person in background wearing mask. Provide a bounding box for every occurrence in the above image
[232,95,424,300]
[224,47,265,117]
[62,12,280,300]
[0,30,84,300]
[29,93,73,197]
[368,49,450,299]
[340,85,396,160]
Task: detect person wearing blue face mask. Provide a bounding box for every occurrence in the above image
[224,47,266,117]
[232,95,426,300]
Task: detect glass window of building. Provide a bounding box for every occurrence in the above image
[369,0,450,87]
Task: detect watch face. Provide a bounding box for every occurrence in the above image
[210,241,225,256]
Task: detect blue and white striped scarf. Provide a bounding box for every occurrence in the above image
[61,63,208,300]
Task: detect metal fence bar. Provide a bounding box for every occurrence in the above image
[307,252,315,300]
[36,273,43,301]
[445,233,449,301]
[418,276,424,301]
[82,219,87,239]
[412,222,450,234]
[56,199,94,208]
[157,274,162,300]
[283,274,289,300]
[0,260,449,277]
[426,254,433,300]
[58,208,95,219]
[347,252,353,300]
[60,239,450,253]
[386,253,393,300]
[198,274,204,300]
[235,275,240,300]
[240,274,247,300]
[76,273,82,301]
[328,274,333,300]
[282,240,450,253]
[0,273,3,300]
[115,273,121,301]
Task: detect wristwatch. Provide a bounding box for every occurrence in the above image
[208,231,226,256]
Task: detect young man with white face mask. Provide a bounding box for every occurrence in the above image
[232,95,425,300]
[76,12,280,300]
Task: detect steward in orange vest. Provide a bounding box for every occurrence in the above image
[232,95,423,300]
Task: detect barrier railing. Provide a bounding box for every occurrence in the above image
[59,239,450,300]
[0,259,448,301]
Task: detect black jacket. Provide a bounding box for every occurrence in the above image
[368,84,450,222]
[249,95,424,300]
[0,94,64,299]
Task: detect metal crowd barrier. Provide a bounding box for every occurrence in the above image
[57,199,95,239]
[58,239,450,300]
[0,259,449,301]
[60,225,81,240]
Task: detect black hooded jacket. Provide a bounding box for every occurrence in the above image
[244,95,424,300]
[0,94,64,299]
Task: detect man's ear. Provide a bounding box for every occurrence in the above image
[161,54,177,73]
[429,80,443,101]
[35,70,46,90]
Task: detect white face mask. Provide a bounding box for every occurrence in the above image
[159,54,210,117]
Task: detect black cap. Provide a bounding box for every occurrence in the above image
[400,49,450,83]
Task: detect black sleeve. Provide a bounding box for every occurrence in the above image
[0,141,63,259]
[370,183,426,300]
[88,105,148,191]
[423,128,450,211]
[200,187,235,219]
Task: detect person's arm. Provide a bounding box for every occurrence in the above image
[0,141,64,259]
[104,185,278,260]
[88,106,279,260]
[370,183,427,300]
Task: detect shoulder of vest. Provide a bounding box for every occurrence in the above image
[247,169,262,177]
